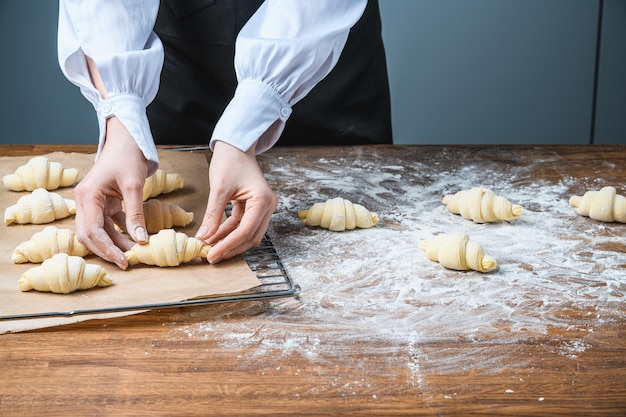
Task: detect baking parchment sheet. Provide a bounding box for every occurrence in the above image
[0,150,260,334]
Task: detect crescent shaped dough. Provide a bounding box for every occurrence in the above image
[18,253,112,294]
[4,188,76,225]
[124,229,210,267]
[442,187,522,223]
[12,226,90,264]
[3,156,79,191]
[142,169,184,201]
[569,186,626,223]
[143,199,194,233]
[298,197,379,231]
[418,232,497,273]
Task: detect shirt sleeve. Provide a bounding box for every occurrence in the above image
[57,0,164,175]
[210,0,368,154]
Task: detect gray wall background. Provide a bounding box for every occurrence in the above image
[0,0,95,145]
[0,0,624,146]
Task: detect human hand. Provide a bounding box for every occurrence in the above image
[73,117,149,269]
[195,141,278,263]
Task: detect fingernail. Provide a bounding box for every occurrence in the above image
[118,253,128,269]
[135,227,147,242]
[196,226,209,239]
[207,248,221,264]
[208,256,222,265]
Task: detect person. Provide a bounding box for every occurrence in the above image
[57,0,392,269]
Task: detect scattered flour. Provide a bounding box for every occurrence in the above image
[173,148,625,387]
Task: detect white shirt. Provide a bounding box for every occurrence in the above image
[57,0,367,174]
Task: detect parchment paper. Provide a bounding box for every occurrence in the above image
[0,150,260,333]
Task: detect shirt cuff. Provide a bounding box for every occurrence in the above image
[95,94,160,175]
[210,79,292,154]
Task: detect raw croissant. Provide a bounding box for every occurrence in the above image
[569,186,626,223]
[142,169,184,201]
[143,199,194,233]
[18,253,112,294]
[442,187,523,223]
[3,156,79,191]
[4,188,76,225]
[418,232,497,273]
[124,229,210,267]
[298,197,379,231]
[12,226,90,264]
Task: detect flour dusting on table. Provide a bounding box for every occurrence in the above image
[173,148,625,384]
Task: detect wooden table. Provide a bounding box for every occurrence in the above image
[1,144,625,416]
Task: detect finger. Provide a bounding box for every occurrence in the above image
[78,221,129,270]
[103,197,124,217]
[107,205,127,233]
[120,179,148,244]
[74,185,128,269]
[205,206,243,245]
[87,228,129,270]
[207,222,266,264]
[196,191,229,241]
[104,214,136,252]
[207,203,273,263]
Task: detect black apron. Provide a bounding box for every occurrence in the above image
[148,0,392,146]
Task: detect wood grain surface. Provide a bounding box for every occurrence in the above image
[1,144,625,416]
